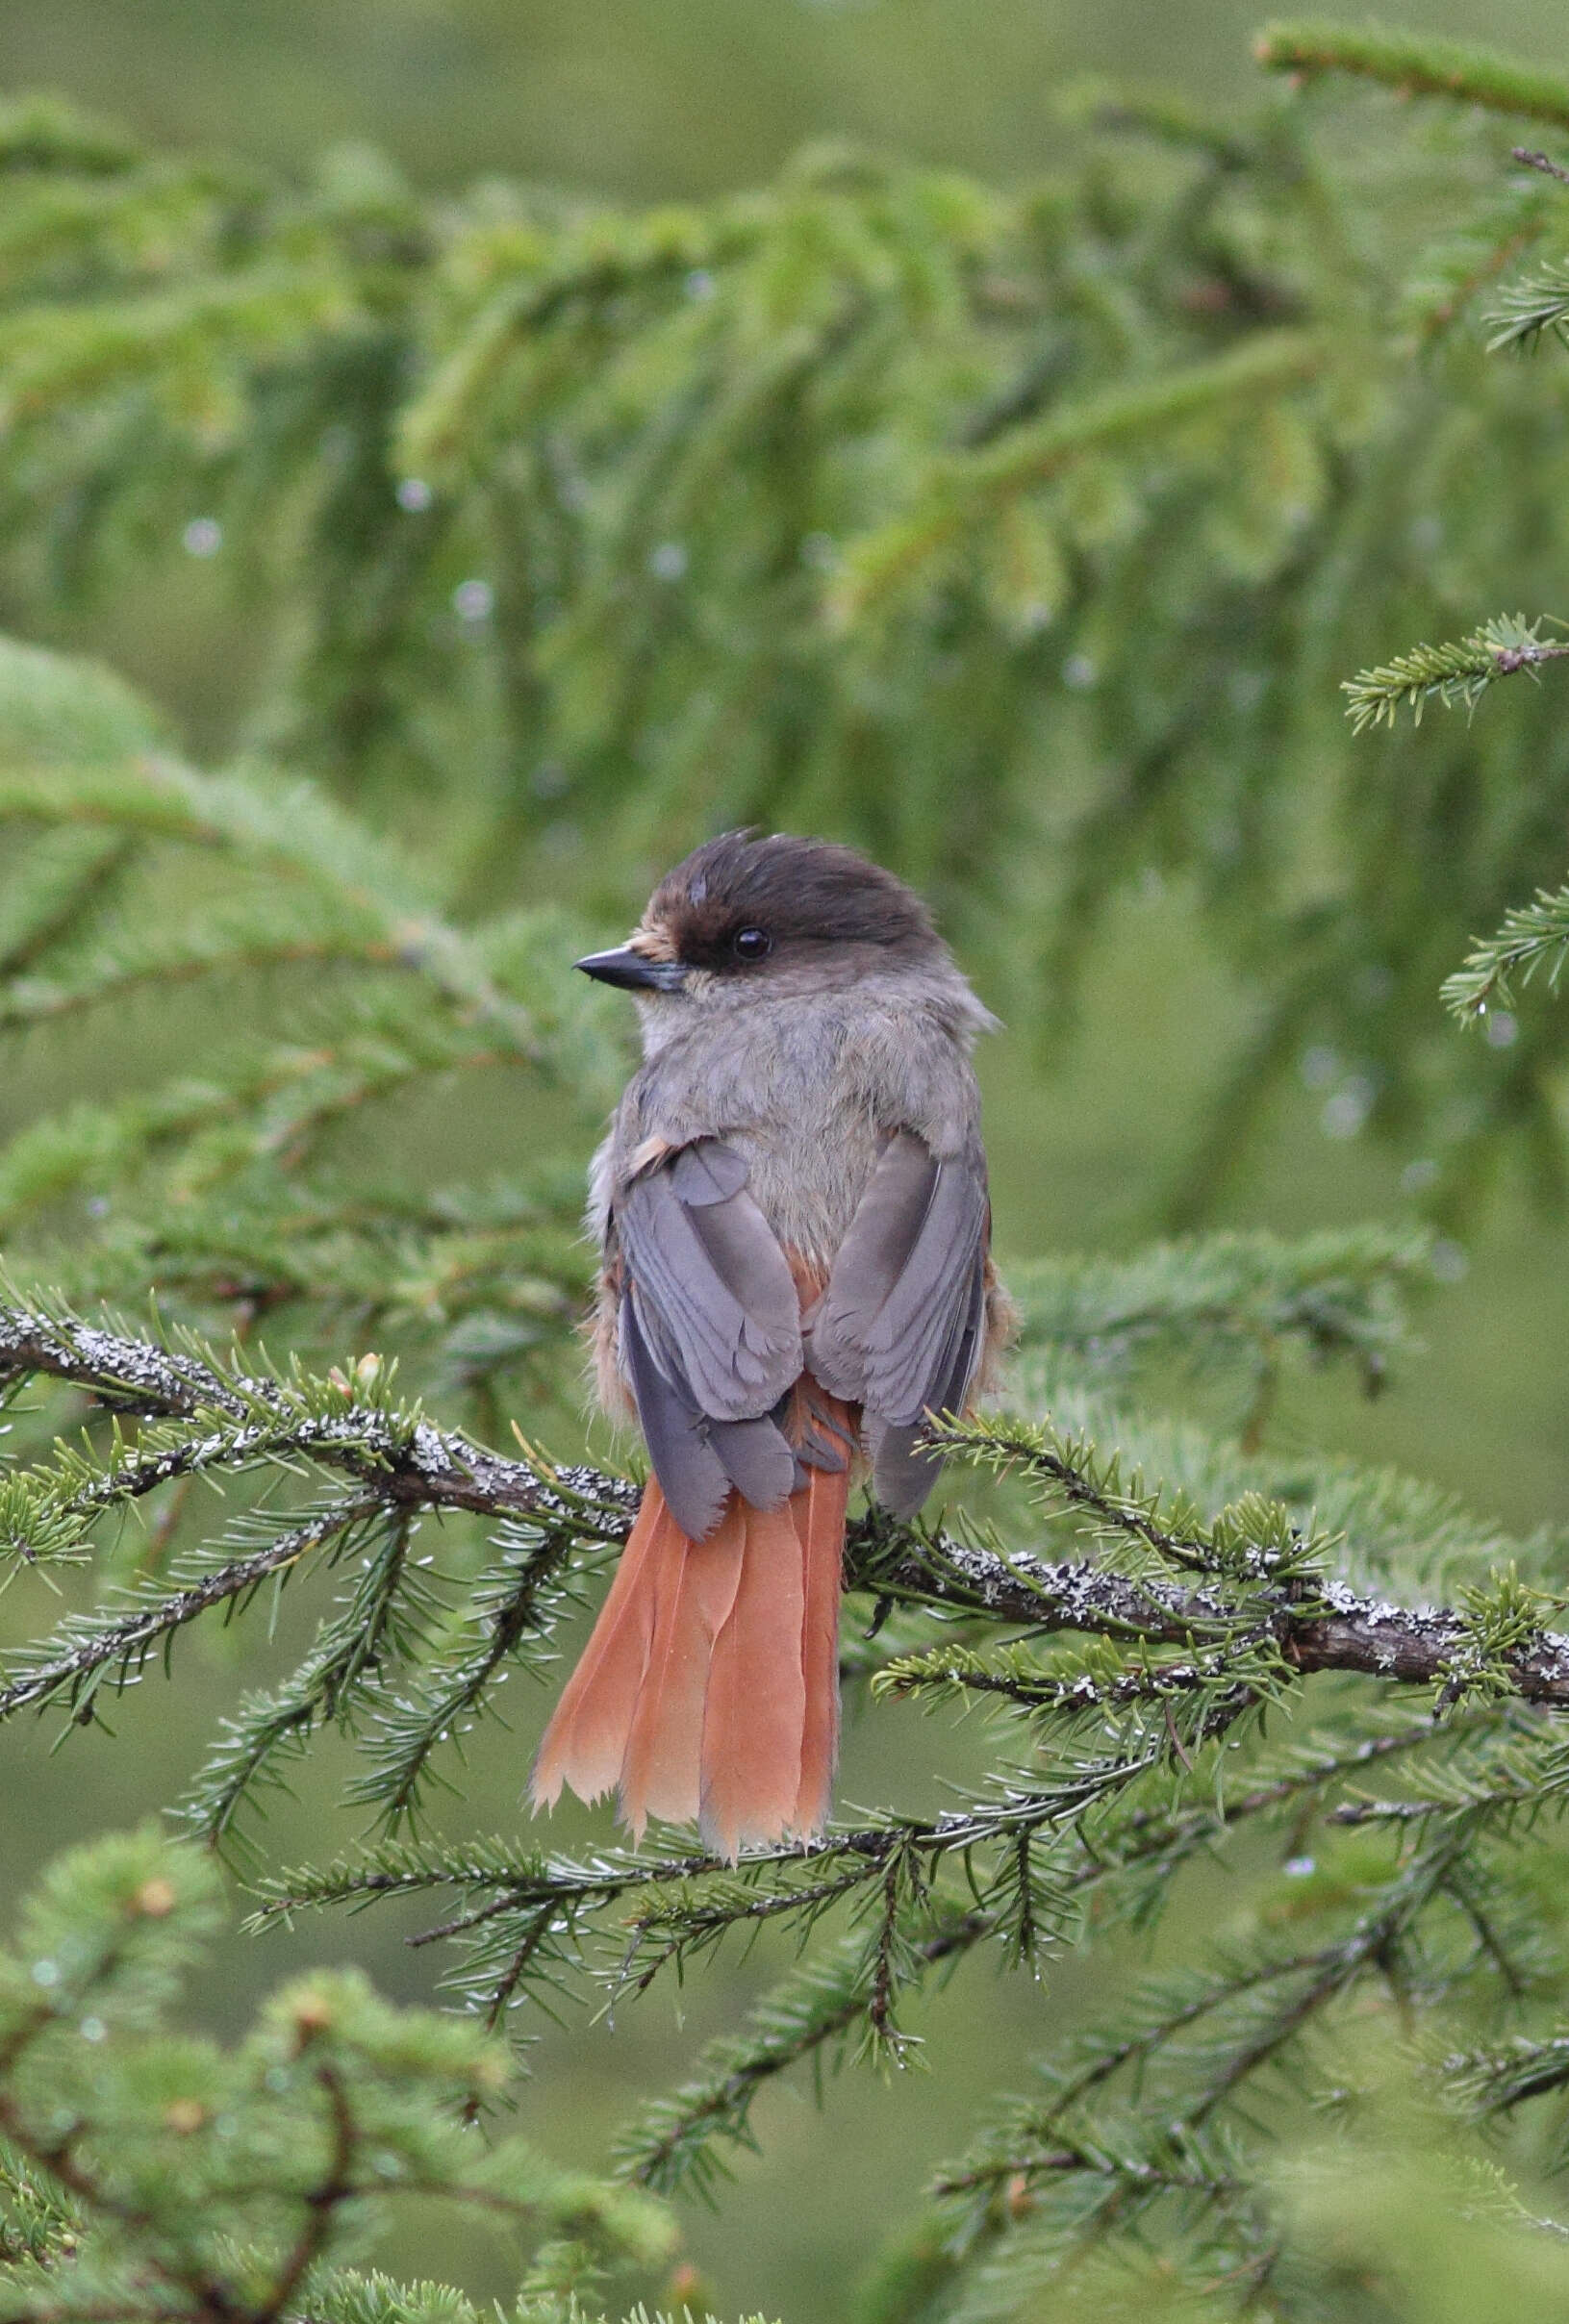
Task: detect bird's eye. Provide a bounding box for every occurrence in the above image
[731,926,772,963]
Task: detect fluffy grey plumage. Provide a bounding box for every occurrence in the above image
[582,832,1011,1526]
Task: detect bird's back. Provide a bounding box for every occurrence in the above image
[606,973,987,1273]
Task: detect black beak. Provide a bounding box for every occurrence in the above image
[573,947,688,994]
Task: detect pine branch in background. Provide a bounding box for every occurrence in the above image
[0,637,620,1419]
[1397,174,1556,344]
[13,23,1569,2320]
[0,1829,685,2324]
[1254,20,1569,128]
[1,1257,1567,2191]
[1309,22,1569,1111]
[1486,254,1569,349]
[1341,614,1569,730]
[1006,1222,1430,1438]
[1443,883,1569,1022]
[16,53,1569,1212]
[827,330,1323,621]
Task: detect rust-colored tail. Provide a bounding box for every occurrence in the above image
[530,1399,852,1859]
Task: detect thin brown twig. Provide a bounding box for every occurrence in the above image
[1514,146,1569,186]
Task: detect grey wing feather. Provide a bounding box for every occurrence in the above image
[809,1127,990,1515]
[705,1412,800,1510]
[863,1421,934,1521]
[930,1250,988,1424]
[621,1297,731,1540]
[615,1139,803,1535]
[858,1164,987,1425]
[619,1154,801,1419]
[864,1254,986,1515]
[668,1141,749,1204]
[808,1131,938,1400]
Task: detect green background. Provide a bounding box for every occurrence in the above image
[3,5,1569,2318]
[0,0,1563,199]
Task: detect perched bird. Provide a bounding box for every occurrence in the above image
[530,832,1013,1858]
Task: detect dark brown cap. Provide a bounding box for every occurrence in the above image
[647,831,941,972]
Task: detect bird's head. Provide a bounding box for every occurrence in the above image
[573,832,952,1027]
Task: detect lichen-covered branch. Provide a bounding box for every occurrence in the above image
[6,1303,1569,1730]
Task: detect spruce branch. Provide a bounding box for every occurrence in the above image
[0,1300,638,1527]
[1342,614,1569,731]
[1399,178,1556,342]
[607,1718,1459,2199]
[1486,257,1569,351]
[1441,881,1569,1022]
[1511,146,1569,188]
[614,1912,991,2198]
[1255,21,1569,131]
[0,733,538,1049]
[1328,1706,1569,1831]
[6,1297,1569,1807]
[1009,1224,1430,1386]
[924,1408,1330,1580]
[0,1831,673,2324]
[0,832,134,985]
[345,1518,600,1834]
[1445,2027,1569,2118]
[395,205,767,478]
[936,1831,1467,2210]
[0,1496,385,1727]
[173,1508,429,1847]
[0,641,630,1385]
[0,1300,634,1782]
[870,1634,1270,1730]
[0,264,364,436]
[831,330,1322,618]
[244,1697,1518,2028]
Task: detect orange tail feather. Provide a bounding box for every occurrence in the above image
[528,1487,671,1812]
[698,1500,808,1860]
[619,1496,746,1836]
[529,1394,853,1860]
[793,1449,850,1835]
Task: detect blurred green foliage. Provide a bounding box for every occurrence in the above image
[1,0,1567,197]
[10,34,1569,1227]
[0,1828,688,2324]
[7,6,1569,2323]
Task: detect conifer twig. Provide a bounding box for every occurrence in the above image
[1255,21,1569,131]
[7,1304,1569,1716]
[1342,615,1569,731]
[1512,146,1569,187]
